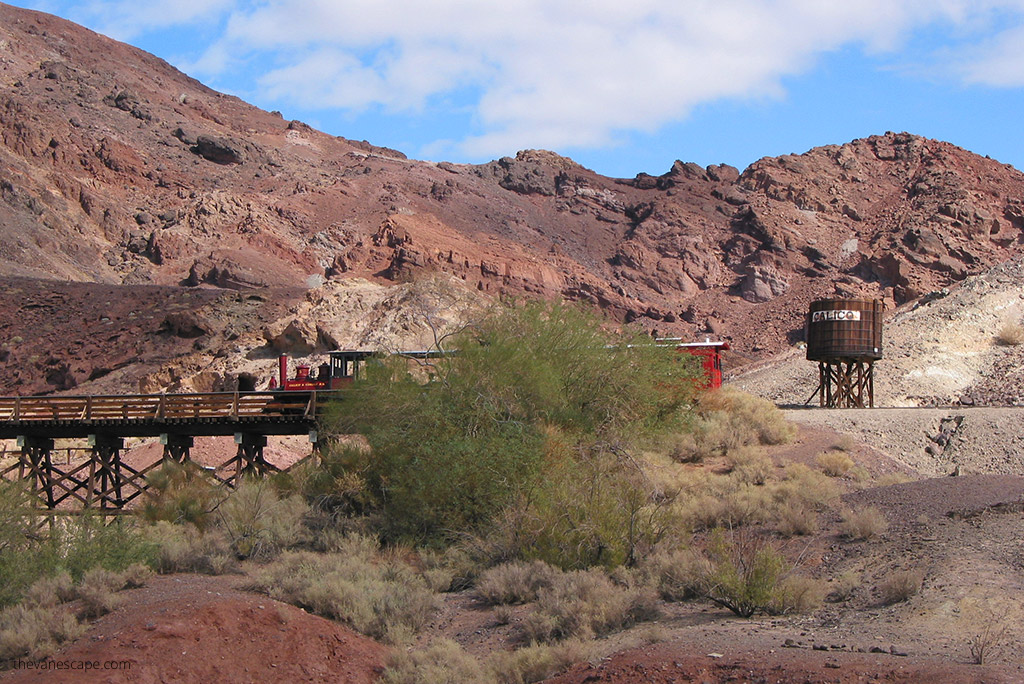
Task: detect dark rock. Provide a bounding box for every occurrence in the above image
[161,312,208,338]
[191,135,245,165]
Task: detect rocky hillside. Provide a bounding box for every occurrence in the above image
[2,2,1024,394]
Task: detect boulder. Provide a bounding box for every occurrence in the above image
[191,135,245,165]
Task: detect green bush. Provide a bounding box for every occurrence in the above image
[697,529,814,618]
[322,300,699,545]
[0,494,156,608]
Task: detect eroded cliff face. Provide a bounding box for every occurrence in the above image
[1,2,1023,394]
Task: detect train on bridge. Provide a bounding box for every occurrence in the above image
[269,340,730,393]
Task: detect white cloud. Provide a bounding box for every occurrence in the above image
[956,23,1024,86]
[66,0,234,41]
[50,0,1024,157]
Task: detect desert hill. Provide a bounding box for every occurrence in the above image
[2,2,1024,394]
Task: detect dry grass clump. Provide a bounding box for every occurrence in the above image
[774,501,819,537]
[22,573,75,608]
[636,546,705,601]
[669,389,795,462]
[878,569,923,605]
[681,485,773,531]
[831,434,857,452]
[75,568,126,619]
[215,479,309,560]
[246,535,439,644]
[816,452,854,477]
[874,472,912,487]
[520,569,659,643]
[382,638,493,684]
[839,507,889,541]
[0,603,84,661]
[776,463,840,510]
[725,448,774,485]
[996,322,1024,346]
[474,560,559,605]
[144,521,237,575]
[488,639,595,684]
[826,569,862,603]
[772,575,827,615]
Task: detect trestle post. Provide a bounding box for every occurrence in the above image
[815,359,875,408]
[16,436,56,508]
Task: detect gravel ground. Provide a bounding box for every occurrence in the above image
[783,407,1024,476]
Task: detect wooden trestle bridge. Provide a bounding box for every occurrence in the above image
[0,391,335,513]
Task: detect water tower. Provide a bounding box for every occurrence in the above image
[805,299,883,408]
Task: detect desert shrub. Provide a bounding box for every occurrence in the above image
[960,599,1012,665]
[247,544,439,643]
[996,322,1024,346]
[832,434,857,452]
[322,300,699,545]
[775,501,818,537]
[0,603,84,661]
[826,569,862,603]
[121,562,154,589]
[769,575,826,615]
[775,463,840,511]
[0,507,155,608]
[519,569,659,643]
[23,573,75,609]
[878,569,923,605]
[839,507,888,541]
[144,521,237,575]
[726,448,774,485]
[636,546,705,601]
[681,484,772,531]
[382,638,493,684]
[140,462,217,528]
[695,389,797,451]
[816,452,854,477]
[474,560,559,605]
[874,472,912,487]
[488,639,594,684]
[75,567,125,619]
[215,478,308,560]
[501,449,684,569]
[696,529,808,618]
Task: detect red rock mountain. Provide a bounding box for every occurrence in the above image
[2,2,1024,394]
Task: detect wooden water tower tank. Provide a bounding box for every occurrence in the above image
[805,298,883,407]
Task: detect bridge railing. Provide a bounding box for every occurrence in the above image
[0,391,324,423]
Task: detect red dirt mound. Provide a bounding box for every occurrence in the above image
[1,575,387,684]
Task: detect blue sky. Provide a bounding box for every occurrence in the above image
[13,1,1024,178]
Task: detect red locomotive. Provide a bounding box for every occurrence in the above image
[269,350,374,391]
[671,340,729,389]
